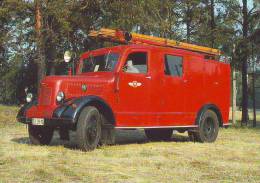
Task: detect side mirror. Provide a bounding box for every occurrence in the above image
[64,50,72,63]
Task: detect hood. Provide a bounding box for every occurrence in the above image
[38,72,115,106]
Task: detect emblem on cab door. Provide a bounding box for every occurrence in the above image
[82,84,87,92]
[128,81,142,88]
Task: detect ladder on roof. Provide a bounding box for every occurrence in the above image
[88,28,222,56]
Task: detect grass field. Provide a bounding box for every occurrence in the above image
[0,105,260,182]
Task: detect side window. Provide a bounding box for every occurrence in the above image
[164,55,183,77]
[123,52,148,74]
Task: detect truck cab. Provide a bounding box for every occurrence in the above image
[17,29,230,151]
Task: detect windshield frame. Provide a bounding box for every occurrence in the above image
[77,51,121,74]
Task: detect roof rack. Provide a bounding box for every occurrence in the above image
[88,28,222,56]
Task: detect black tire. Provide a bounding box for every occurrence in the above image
[193,110,219,143]
[145,128,173,141]
[28,124,54,145]
[76,106,101,151]
[188,131,199,142]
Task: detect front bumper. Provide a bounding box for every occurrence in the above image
[17,116,73,128]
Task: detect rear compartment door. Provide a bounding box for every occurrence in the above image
[158,52,185,126]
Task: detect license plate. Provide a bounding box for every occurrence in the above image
[32,118,44,126]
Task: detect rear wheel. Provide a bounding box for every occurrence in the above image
[28,125,54,145]
[188,131,199,142]
[76,106,101,151]
[145,129,173,141]
[191,110,219,142]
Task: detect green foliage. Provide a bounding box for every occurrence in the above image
[0,0,260,104]
[0,56,21,104]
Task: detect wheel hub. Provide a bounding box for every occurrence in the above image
[86,117,98,144]
[203,117,214,138]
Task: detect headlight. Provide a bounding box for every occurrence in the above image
[26,93,33,103]
[56,91,65,102]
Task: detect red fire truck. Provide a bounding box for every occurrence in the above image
[17,28,230,151]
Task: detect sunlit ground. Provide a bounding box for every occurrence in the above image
[0,105,260,182]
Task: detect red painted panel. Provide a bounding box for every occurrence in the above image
[26,105,56,119]
[115,48,152,127]
[158,51,185,125]
[183,55,205,124]
[24,44,230,128]
[38,85,52,106]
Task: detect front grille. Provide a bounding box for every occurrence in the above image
[38,85,52,105]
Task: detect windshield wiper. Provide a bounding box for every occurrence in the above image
[89,54,95,70]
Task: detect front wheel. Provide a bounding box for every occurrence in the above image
[28,125,54,145]
[191,110,219,143]
[145,129,173,141]
[76,106,101,151]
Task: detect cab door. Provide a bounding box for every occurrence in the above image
[116,50,152,127]
[158,52,185,126]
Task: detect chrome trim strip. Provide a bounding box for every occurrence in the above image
[115,125,198,129]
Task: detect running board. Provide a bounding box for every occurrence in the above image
[115,125,198,129]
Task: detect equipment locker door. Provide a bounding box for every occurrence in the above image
[158,53,185,126]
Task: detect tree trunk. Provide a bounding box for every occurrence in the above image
[241,0,249,125]
[232,69,237,124]
[252,68,256,127]
[210,0,215,48]
[35,0,45,90]
[252,55,257,127]
[186,3,191,43]
[49,64,56,75]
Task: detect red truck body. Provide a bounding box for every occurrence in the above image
[24,44,230,128]
[17,42,230,150]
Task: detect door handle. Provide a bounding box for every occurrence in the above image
[145,76,152,79]
[184,79,188,83]
[115,76,120,92]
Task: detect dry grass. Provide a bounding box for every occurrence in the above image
[0,105,260,182]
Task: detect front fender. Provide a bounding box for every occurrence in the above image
[16,100,37,123]
[53,96,114,125]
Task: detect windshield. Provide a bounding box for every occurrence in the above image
[81,52,119,73]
